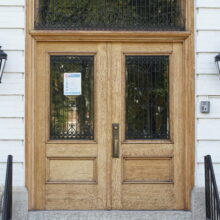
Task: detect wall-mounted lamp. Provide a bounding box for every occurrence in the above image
[0,46,7,83]
[215,53,220,74]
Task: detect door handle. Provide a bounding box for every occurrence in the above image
[112,123,119,158]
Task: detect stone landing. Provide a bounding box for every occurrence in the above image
[28,210,192,220]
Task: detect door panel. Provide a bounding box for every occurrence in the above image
[111,43,185,210]
[35,42,109,209]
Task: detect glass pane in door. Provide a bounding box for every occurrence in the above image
[125,56,169,140]
[50,55,94,140]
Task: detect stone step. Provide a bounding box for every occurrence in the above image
[28,210,192,220]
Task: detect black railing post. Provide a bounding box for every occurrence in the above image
[2,155,13,220]
[205,155,211,219]
[204,155,220,220]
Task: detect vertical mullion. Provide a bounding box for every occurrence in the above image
[148,0,150,26]
[161,57,163,137]
[166,57,169,138]
[147,57,150,138]
[130,58,133,138]
[150,57,153,138]
[141,56,145,138]
[137,57,140,138]
[153,56,156,138]
[125,57,129,139]
[144,0,147,25]
[166,0,169,26]
[157,57,160,137]
[157,0,159,27]
[149,57,152,138]
[136,57,143,136]
[91,59,94,139]
[162,57,165,138]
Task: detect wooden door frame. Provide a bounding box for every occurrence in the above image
[25,0,195,210]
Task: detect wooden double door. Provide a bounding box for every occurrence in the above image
[33,41,187,210]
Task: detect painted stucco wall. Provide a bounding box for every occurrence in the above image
[0,0,220,188]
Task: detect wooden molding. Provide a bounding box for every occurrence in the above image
[183,0,195,209]
[29,30,191,42]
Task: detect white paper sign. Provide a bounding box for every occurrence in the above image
[64,73,82,96]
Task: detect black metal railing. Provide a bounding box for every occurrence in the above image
[2,155,13,220]
[205,155,220,220]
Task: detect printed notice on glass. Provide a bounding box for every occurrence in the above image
[64,73,82,96]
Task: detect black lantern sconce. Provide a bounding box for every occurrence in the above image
[0,46,7,83]
[215,53,220,74]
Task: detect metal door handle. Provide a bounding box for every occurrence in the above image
[112,124,119,158]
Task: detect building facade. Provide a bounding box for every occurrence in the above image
[0,0,220,218]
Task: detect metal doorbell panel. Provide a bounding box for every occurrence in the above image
[200,101,210,113]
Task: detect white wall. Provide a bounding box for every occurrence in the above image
[0,0,25,186]
[196,0,220,186]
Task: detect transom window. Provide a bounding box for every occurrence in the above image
[35,0,185,31]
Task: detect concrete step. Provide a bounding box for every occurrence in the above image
[28,210,192,220]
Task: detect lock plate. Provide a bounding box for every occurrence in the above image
[112,123,119,158]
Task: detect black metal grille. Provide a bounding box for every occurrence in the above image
[35,0,185,31]
[205,155,220,220]
[125,56,169,140]
[50,55,94,140]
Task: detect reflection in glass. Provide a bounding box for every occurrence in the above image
[50,56,94,140]
[125,56,169,140]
